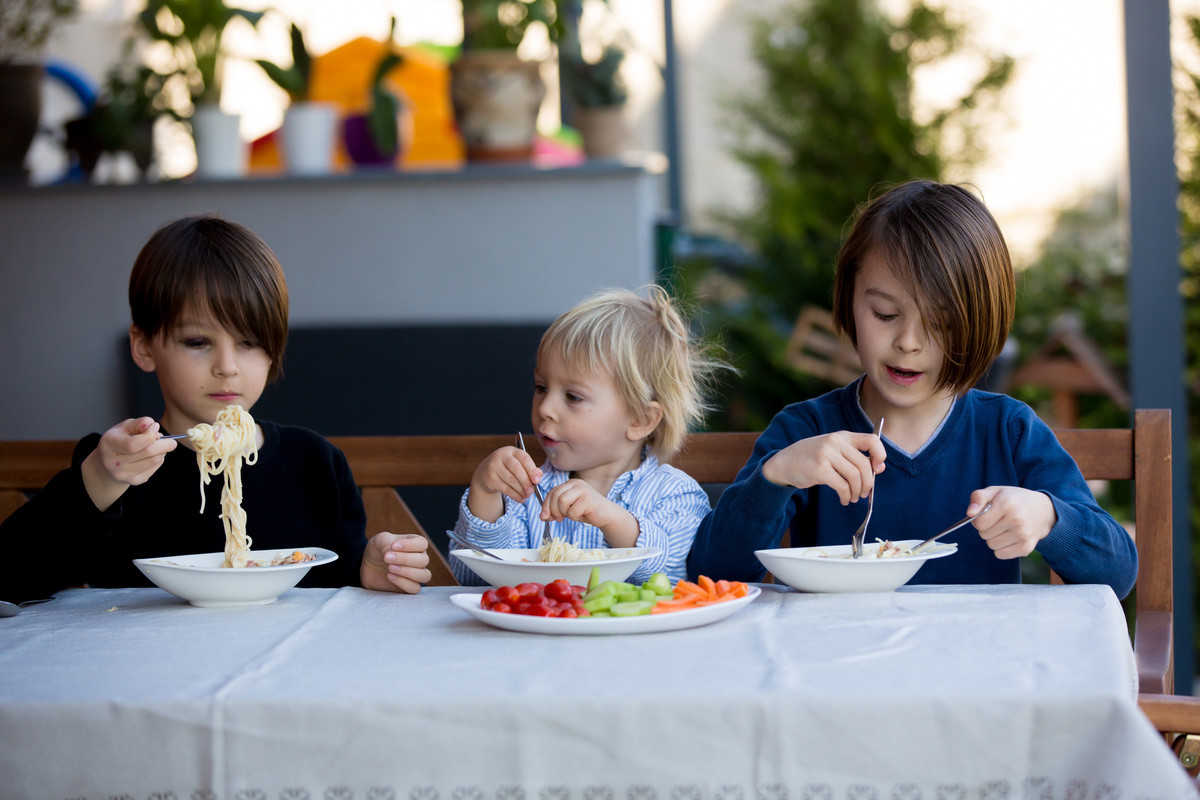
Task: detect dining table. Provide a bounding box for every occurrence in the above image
[0,582,1194,800]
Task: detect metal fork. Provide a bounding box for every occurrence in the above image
[851,417,885,558]
[445,529,505,560]
[516,433,552,547]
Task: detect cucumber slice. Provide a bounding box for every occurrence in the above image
[643,572,672,595]
[583,594,617,612]
[609,600,655,617]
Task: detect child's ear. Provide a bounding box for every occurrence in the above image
[129,325,157,373]
[627,402,664,442]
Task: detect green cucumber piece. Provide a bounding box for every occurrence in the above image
[643,572,672,595]
[609,600,655,617]
[583,594,617,612]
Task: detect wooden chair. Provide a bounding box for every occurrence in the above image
[0,412,1187,770]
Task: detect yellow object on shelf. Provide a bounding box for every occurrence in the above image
[249,37,464,173]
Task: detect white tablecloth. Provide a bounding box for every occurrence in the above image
[0,584,1193,800]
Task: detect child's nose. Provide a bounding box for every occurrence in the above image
[894,319,925,352]
[212,343,239,376]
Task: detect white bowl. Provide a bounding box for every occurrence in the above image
[755,540,957,593]
[450,547,660,587]
[133,547,338,607]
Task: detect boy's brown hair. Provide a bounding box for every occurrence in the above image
[832,179,1015,395]
[129,215,290,381]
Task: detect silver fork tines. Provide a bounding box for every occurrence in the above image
[516,433,552,547]
[851,417,885,558]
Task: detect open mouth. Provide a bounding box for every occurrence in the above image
[887,366,921,384]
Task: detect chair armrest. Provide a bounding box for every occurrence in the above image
[1136,609,1174,694]
[1140,694,1200,734]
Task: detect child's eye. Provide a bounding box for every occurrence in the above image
[532,383,546,395]
[239,339,260,349]
[565,392,583,403]
[181,337,209,349]
[873,311,898,322]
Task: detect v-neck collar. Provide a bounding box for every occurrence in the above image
[844,378,966,477]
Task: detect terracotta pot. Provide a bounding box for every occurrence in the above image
[0,64,43,183]
[573,105,628,159]
[450,51,545,162]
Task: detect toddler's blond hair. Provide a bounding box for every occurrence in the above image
[537,286,726,460]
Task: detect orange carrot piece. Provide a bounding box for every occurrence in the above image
[697,575,717,598]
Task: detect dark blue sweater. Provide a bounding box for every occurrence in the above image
[687,380,1138,598]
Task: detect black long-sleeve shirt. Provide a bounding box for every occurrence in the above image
[0,420,367,602]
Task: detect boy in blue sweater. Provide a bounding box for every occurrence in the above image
[687,180,1137,598]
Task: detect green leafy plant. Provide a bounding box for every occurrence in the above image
[137,0,264,109]
[255,21,312,103]
[556,0,625,109]
[561,42,625,108]
[461,0,555,52]
[365,16,404,155]
[66,58,173,173]
[0,0,77,64]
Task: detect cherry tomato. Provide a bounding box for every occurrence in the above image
[492,602,512,614]
[516,582,543,598]
[544,579,574,602]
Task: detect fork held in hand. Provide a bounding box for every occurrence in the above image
[851,417,885,559]
[516,433,552,547]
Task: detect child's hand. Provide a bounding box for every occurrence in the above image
[761,431,886,505]
[541,478,640,548]
[361,532,432,593]
[466,446,543,523]
[964,487,1056,559]
[80,417,179,512]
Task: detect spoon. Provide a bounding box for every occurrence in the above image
[0,597,54,617]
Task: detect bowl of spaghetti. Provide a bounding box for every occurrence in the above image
[134,547,337,607]
[755,540,957,593]
[451,540,660,587]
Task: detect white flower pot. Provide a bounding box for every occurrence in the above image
[191,105,245,179]
[281,102,338,176]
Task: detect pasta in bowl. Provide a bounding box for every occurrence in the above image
[451,542,660,587]
[755,540,957,593]
[134,547,338,607]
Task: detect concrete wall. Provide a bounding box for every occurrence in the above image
[0,162,664,440]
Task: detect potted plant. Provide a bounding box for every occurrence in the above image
[64,57,172,181]
[256,18,337,175]
[342,17,410,167]
[558,2,627,158]
[0,0,78,182]
[137,0,264,178]
[452,0,556,161]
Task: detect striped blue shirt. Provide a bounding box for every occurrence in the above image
[450,454,711,585]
